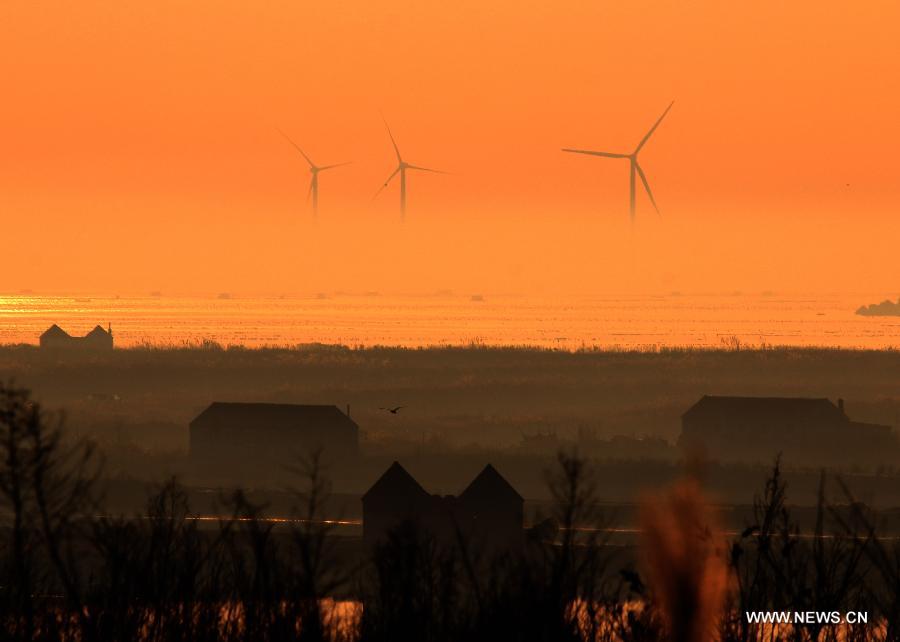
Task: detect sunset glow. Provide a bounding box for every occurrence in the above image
[3,1,899,298]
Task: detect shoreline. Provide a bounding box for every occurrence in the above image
[3,341,900,353]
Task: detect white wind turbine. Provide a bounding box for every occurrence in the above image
[374,118,446,222]
[278,129,350,218]
[563,101,674,223]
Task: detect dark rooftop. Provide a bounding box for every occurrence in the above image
[362,461,430,502]
[191,402,358,431]
[40,324,71,339]
[460,464,523,503]
[683,395,846,422]
[85,325,111,338]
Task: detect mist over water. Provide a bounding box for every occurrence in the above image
[2,292,898,349]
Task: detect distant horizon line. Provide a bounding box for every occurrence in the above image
[2,289,895,300]
[2,338,899,354]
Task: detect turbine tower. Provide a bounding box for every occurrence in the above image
[562,101,674,223]
[278,129,350,218]
[374,118,446,222]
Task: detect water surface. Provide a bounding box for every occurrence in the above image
[1,293,897,349]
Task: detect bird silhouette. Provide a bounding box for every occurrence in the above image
[379,406,405,414]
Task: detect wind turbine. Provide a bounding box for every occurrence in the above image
[374,118,446,222]
[562,101,674,223]
[278,129,350,218]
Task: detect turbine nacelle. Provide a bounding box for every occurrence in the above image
[376,117,446,222]
[278,128,350,217]
[562,101,673,222]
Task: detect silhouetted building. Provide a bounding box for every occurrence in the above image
[189,403,359,474]
[362,462,524,550]
[39,324,113,350]
[458,464,524,549]
[362,462,432,546]
[679,395,896,465]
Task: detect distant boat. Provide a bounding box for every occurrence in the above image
[856,298,900,317]
[217,292,231,300]
[470,294,484,302]
[149,291,163,297]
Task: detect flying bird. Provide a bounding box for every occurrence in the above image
[562,101,674,224]
[379,406,405,414]
[374,117,447,222]
[278,129,350,218]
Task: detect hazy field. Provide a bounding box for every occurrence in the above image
[2,343,899,502]
[3,343,898,439]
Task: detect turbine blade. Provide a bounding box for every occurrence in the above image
[634,101,674,154]
[373,166,401,200]
[561,148,629,159]
[276,128,315,168]
[318,161,352,171]
[381,115,402,162]
[307,178,314,203]
[406,164,449,174]
[635,162,660,215]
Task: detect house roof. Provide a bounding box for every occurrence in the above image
[362,461,430,502]
[683,395,846,423]
[41,324,71,339]
[190,402,358,431]
[460,464,523,504]
[85,325,111,338]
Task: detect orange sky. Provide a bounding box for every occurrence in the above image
[2,1,899,296]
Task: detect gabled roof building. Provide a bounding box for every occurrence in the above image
[40,324,113,350]
[190,403,359,474]
[679,395,896,465]
[362,462,524,550]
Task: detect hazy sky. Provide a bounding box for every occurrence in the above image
[2,1,899,296]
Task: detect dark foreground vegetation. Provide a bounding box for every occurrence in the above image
[3,383,900,641]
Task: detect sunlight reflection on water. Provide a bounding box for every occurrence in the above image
[1,293,898,349]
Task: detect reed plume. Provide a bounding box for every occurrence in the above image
[639,478,728,642]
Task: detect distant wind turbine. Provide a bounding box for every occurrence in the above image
[562,101,674,223]
[278,129,350,218]
[374,118,447,222]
